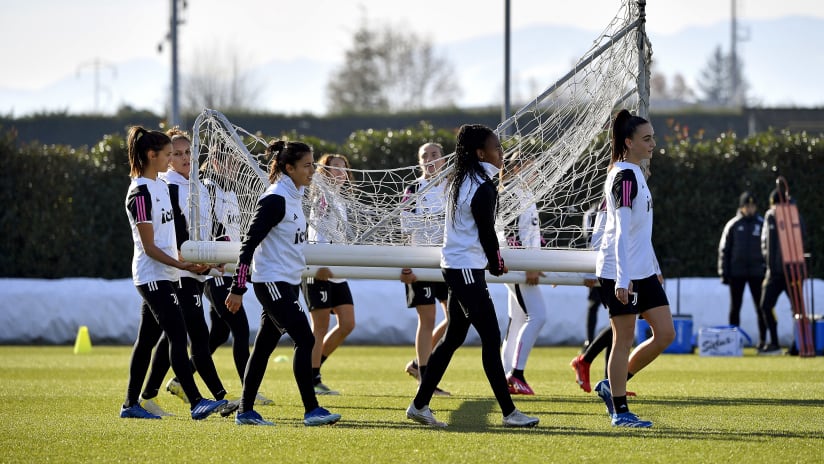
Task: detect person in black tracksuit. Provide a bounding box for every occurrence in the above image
[758,189,807,355]
[405,124,538,429]
[718,191,767,348]
[225,140,340,427]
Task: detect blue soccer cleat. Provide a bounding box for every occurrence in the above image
[303,407,341,426]
[611,411,653,428]
[594,379,614,415]
[235,410,275,426]
[120,403,161,419]
[191,398,228,420]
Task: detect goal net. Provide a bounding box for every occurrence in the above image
[183,0,651,283]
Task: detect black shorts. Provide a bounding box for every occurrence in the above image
[597,274,669,318]
[301,278,354,311]
[405,281,449,308]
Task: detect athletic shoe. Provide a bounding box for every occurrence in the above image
[611,411,652,428]
[166,378,189,404]
[758,344,782,356]
[405,359,419,379]
[570,354,592,393]
[219,398,240,417]
[433,386,451,396]
[120,403,161,419]
[314,382,340,395]
[502,409,539,428]
[303,407,341,426]
[406,402,447,428]
[255,393,274,406]
[507,376,535,395]
[594,379,614,415]
[191,398,228,420]
[139,397,173,417]
[235,410,275,426]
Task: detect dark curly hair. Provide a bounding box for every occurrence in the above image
[446,124,496,224]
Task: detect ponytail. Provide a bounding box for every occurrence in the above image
[610,109,648,166]
[127,126,170,177]
[266,139,313,183]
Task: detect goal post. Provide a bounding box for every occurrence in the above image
[183,0,650,284]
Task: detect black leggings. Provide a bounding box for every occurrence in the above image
[204,276,250,382]
[760,274,788,346]
[240,282,317,414]
[125,281,203,408]
[728,275,766,343]
[414,268,515,417]
[142,277,227,400]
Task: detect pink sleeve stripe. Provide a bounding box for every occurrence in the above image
[622,180,632,207]
[136,196,148,222]
[237,263,249,288]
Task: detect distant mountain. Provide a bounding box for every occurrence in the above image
[0,16,820,118]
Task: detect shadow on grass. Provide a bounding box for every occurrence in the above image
[322,396,824,441]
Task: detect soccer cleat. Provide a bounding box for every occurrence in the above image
[594,379,614,415]
[254,393,274,406]
[433,386,451,396]
[611,411,653,428]
[507,376,535,395]
[166,378,189,404]
[502,409,539,428]
[570,354,592,393]
[303,407,341,426]
[139,397,173,417]
[405,359,419,379]
[235,410,275,426]
[120,403,161,419]
[190,398,228,420]
[406,402,447,428]
[314,382,340,395]
[758,344,782,356]
[219,398,241,417]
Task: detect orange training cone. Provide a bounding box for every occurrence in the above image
[73,325,92,354]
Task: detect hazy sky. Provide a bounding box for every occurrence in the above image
[2,0,823,114]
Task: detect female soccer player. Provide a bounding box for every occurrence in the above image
[405,124,538,428]
[138,128,237,417]
[399,142,450,396]
[121,126,226,420]
[225,140,340,427]
[594,111,674,428]
[201,155,272,406]
[303,153,357,395]
[498,153,547,396]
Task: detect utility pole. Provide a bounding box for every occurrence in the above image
[502,0,511,131]
[76,58,116,113]
[730,0,749,107]
[730,0,738,106]
[159,0,186,127]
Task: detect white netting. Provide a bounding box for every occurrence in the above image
[187,0,650,272]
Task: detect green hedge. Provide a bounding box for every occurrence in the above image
[1,124,821,279]
[652,126,823,277]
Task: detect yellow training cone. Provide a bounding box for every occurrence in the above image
[74,325,92,354]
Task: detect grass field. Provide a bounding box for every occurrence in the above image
[1,345,823,463]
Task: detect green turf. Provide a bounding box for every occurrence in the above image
[1,345,823,463]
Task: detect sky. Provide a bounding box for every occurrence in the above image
[2,0,823,116]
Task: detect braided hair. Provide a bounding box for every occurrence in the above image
[446,124,496,224]
[266,139,313,183]
[610,109,649,165]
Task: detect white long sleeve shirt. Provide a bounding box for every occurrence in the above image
[595,161,658,289]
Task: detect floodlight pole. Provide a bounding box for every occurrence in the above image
[170,0,181,128]
[502,0,511,132]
